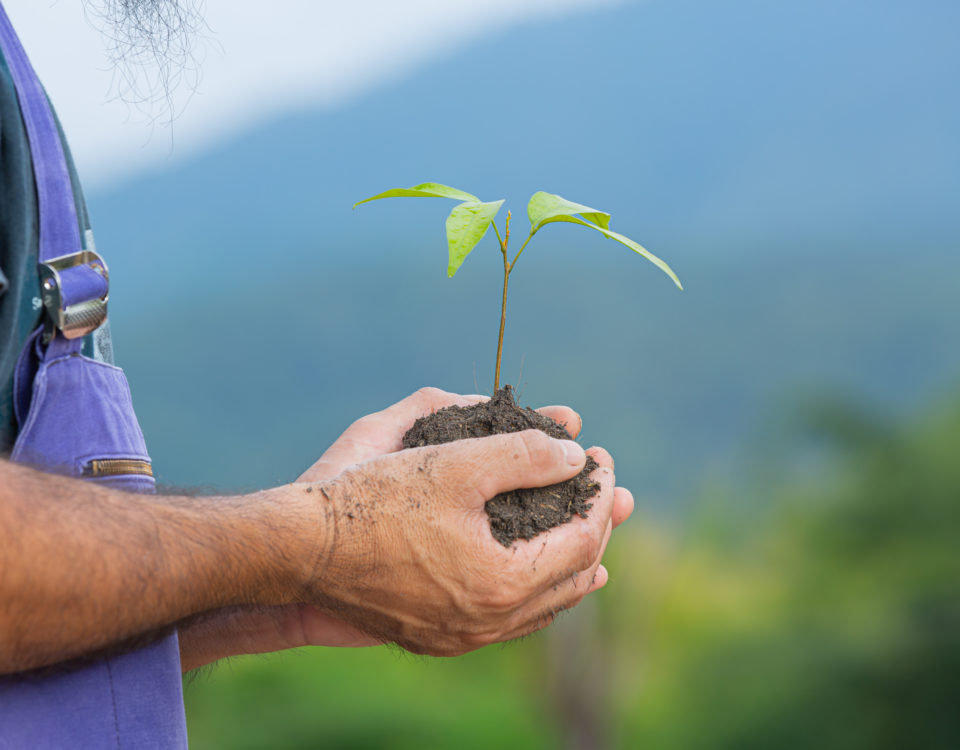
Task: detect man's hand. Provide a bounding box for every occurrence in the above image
[179,388,633,668]
[0,387,630,674]
[304,426,610,656]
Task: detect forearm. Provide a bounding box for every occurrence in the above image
[0,459,316,674]
[177,604,313,672]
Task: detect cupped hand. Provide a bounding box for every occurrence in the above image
[296,389,630,656]
[178,387,632,669]
[291,387,601,650]
[297,386,582,483]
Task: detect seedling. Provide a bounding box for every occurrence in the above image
[355,183,682,392]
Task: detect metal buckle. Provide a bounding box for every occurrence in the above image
[39,250,109,340]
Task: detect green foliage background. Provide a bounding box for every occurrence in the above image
[183,393,960,749]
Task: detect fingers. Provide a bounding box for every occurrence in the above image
[590,564,609,592]
[302,388,583,487]
[587,445,613,471]
[536,406,582,439]
[376,387,487,435]
[428,429,587,504]
[357,387,488,453]
[298,388,488,482]
[585,445,633,528]
[545,518,612,603]
[612,487,634,528]
[505,449,616,595]
[499,520,613,642]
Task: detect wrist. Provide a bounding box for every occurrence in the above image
[152,485,322,613]
[239,482,336,607]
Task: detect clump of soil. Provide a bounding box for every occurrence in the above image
[402,386,599,546]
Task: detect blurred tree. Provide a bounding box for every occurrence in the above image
[600,392,960,749]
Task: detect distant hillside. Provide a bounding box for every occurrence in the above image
[86,0,960,505]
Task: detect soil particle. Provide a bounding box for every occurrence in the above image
[402,386,599,546]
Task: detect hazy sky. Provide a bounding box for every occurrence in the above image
[6,0,622,189]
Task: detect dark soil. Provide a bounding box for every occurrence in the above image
[402,386,599,546]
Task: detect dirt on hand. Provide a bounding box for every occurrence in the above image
[402,386,599,546]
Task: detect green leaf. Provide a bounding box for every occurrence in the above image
[354,182,480,208]
[599,225,683,290]
[445,200,504,277]
[526,191,682,290]
[542,214,684,290]
[527,191,611,232]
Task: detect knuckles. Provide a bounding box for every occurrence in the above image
[412,386,450,408]
[472,581,524,615]
[453,562,526,616]
[587,445,614,470]
[349,414,376,433]
[573,523,601,572]
[511,429,557,472]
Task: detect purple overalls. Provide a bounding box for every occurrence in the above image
[0,4,188,747]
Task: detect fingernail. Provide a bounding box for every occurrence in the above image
[562,440,585,466]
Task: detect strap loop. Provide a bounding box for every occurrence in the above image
[39,251,109,339]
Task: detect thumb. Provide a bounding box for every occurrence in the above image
[423,429,586,505]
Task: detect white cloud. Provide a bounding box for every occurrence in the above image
[6,0,623,189]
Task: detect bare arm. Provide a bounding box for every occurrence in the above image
[3,388,629,674]
[0,460,312,674]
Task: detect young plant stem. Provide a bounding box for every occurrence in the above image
[494,212,512,392]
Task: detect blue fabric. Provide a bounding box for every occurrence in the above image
[11,330,155,493]
[0,637,185,750]
[0,3,80,265]
[57,261,109,308]
[0,3,100,453]
[1,326,188,749]
[0,2,188,747]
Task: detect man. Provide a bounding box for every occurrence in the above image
[0,1,633,745]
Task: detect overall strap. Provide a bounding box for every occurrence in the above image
[0,1,91,356]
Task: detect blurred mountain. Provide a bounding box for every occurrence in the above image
[86,0,960,503]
